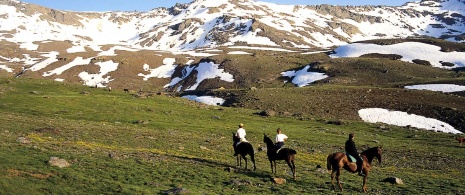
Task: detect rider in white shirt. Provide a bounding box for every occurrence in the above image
[235,123,247,142]
[275,128,288,149]
[233,123,247,156]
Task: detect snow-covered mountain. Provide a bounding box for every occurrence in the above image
[1,0,465,91]
[1,0,464,52]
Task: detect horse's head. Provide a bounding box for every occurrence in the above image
[263,134,273,146]
[361,146,383,165]
[375,146,383,164]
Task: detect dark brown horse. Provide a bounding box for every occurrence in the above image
[232,133,256,171]
[327,146,382,192]
[263,134,297,180]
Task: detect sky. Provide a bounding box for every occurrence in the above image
[19,0,411,12]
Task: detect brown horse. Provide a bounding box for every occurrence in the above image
[232,133,256,171]
[327,146,382,192]
[263,134,297,180]
[456,137,465,145]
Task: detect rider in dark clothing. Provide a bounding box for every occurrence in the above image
[345,133,364,176]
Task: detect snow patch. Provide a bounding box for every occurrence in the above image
[405,84,465,93]
[138,58,178,80]
[330,42,465,68]
[281,65,328,87]
[359,108,461,134]
[78,60,119,87]
[182,95,225,106]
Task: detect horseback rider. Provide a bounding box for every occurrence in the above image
[345,133,364,176]
[233,123,247,156]
[275,128,288,150]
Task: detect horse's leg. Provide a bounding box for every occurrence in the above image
[336,169,343,191]
[269,160,274,173]
[273,160,277,174]
[291,160,296,180]
[285,159,296,180]
[243,155,248,170]
[236,155,240,167]
[239,155,243,168]
[362,169,368,192]
[330,169,336,191]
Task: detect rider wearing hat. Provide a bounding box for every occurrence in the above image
[233,123,247,156]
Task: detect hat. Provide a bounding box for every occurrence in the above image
[239,123,244,127]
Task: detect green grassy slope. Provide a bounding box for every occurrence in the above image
[0,78,464,194]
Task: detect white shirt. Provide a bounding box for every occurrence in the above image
[236,128,246,141]
[275,134,288,143]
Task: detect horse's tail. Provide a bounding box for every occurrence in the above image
[327,153,333,171]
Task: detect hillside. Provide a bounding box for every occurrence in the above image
[0,78,465,194]
[1,1,465,193]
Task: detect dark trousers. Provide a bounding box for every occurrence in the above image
[275,142,284,149]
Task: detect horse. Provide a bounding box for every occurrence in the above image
[263,134,297,180]
[326,146,383,192]
[232,133,256,171]
[456,137,465,145]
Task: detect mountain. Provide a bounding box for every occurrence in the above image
[0,0,465,91]
[1,0,465,51]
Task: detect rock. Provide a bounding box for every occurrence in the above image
[48,157,71,168]
[229,179,252,186]
[412,59,431,66]
[383,177,404,185]
[199,146,208,150]
[378,125,390,130]
[271,177,286,185]
[259,109,276,117]
[16,137,30,144]
[316,167,328,174]
[258,146,267,151]
[163,187,188,195]
[224,167,237,173]
[132,120,149,124]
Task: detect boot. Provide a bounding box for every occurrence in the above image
[356,162,364,176]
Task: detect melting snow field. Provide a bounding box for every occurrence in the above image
[138,58,177,80]
[405,84,465,93]
[281,65,328,87]
[182,95,225,106]
[330,42,465,68]
[79,60,119,87]
[359,108,461,134]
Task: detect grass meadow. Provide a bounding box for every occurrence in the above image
[0,78,464,194]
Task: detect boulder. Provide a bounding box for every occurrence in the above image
[271,177,286,185]
[383,177,404,185]
[48,157,71,168]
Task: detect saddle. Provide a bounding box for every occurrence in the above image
[235,139,248,147]
[346,153,361,163]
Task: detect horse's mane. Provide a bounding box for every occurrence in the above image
[360,146,381,164]
[263,134,278,150]
[232,132,239,142]
[361,147,378,155]
[263,135,274,145]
